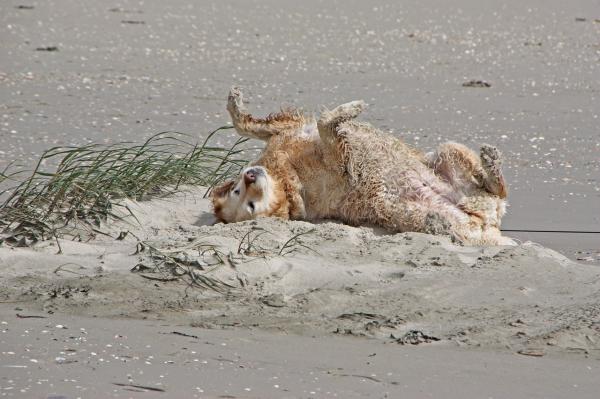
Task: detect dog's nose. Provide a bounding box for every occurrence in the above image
[244,170,256,185]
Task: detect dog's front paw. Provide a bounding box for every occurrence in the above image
[319,100,367,128]
[227,86,246,114]
[331,100,367,120]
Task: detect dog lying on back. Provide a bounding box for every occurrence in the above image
[212,88,513,245]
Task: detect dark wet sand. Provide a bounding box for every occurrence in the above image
[1,305,599,398]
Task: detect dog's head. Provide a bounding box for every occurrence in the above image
[211,166,288,223]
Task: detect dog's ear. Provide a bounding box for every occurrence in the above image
[211,180,235,198]
[211,180,235,223]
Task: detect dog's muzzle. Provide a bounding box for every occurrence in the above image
[243,167,264,186]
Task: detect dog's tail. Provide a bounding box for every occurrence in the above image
[227,87,306,141]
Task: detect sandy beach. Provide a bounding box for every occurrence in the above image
[1,306,598,398]
[1,189,599,397]
[1,0,599,397]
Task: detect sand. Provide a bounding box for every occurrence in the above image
[1,189,600,396]
[2,188,600,354]
[1,0,598,264]
[1,308,598,398]
[1,0,599,396]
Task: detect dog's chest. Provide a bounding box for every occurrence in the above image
[298,121,319,139]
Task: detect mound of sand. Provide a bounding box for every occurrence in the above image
[1,188,598,357]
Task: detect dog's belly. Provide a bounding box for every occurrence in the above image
[302,173,348,220]
[395,166,472,221]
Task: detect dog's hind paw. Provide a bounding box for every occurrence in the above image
[423,212,452,236]
[480,144,507,198]
[480,144,503,170]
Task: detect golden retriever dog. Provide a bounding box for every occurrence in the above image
[212,88,513,245]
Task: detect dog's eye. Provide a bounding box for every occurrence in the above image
[248,202,255,212]
[233,189,240,195]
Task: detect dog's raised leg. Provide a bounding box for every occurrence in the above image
[427,142,507,199]
[317,100,366,145]
[370,196,468,241]
[227,87,305,141]
[427,142,485,190]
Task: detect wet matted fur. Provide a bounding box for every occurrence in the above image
[212,88,513,245]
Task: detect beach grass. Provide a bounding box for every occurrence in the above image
[0,127,248,246]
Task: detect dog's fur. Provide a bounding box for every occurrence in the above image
[212,88,513,245]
